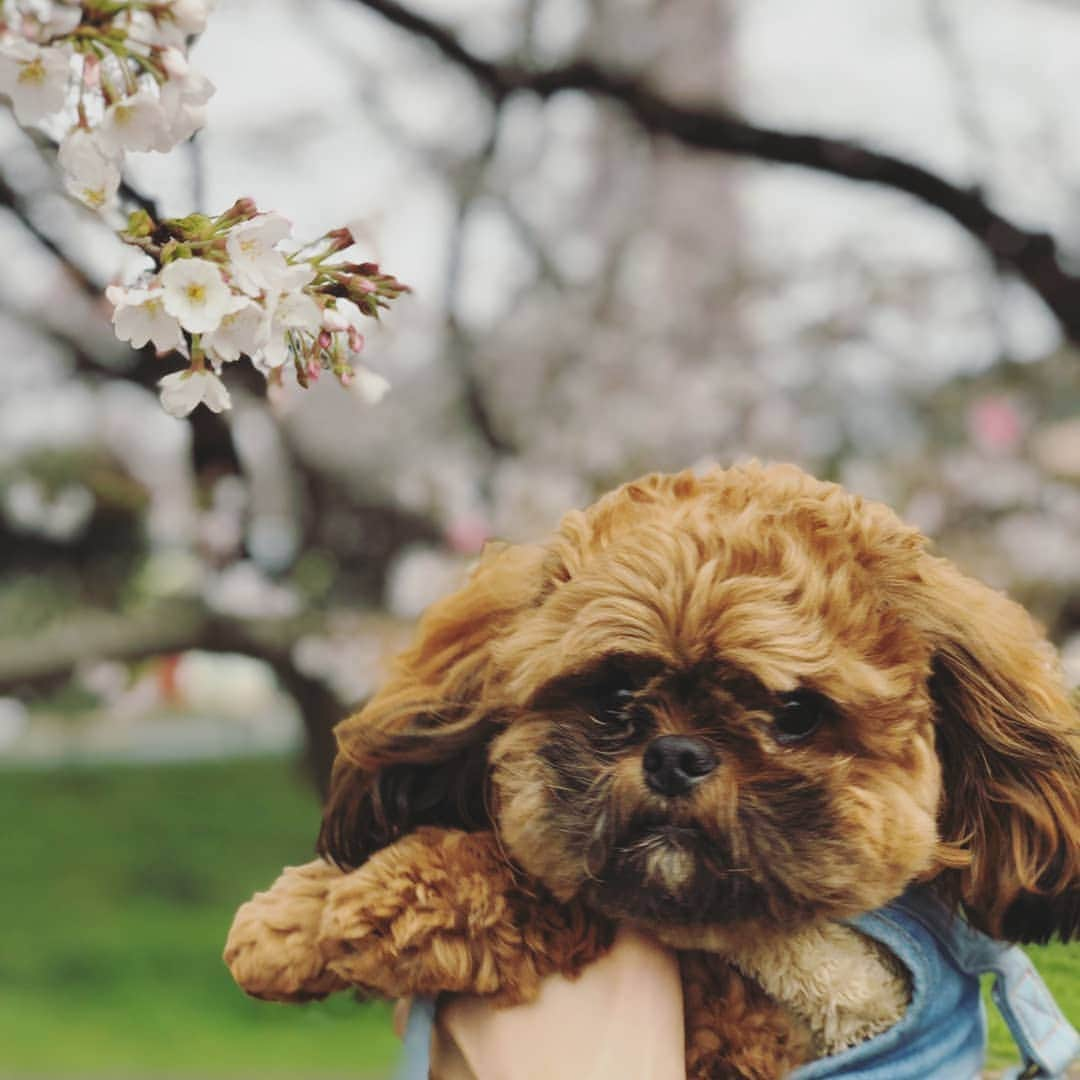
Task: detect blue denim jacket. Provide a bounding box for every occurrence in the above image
[395,888,1078,1079]
[791,888,1078,1079]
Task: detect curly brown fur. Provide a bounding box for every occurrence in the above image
[319,828,615,1002]
[227,825,910,1076]
[224,859,350,1002]
[226,829,614,1006]
[681,951,811,1080]
[319,464,1078,946]
[244,463,1079,1078]
[318,543,541,870]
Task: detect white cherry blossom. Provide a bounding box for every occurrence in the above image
[159,47,190,80]
[226,213,296,296]
[39,5,84,38]
[276,261,317,291]
[321,306,351,332]
[169,0,215,35]
[58,128,121,210]
[203,298,268,367]
[158,369,232,418]
[274,290,322,330]
[106,285,185,352]
[123,7,185,49]
[0,4,219,214]
[157,68,215,150]
[0,40,70,125]
[258,289,323,370]
[100,184,406,414]
[160,258,235,334]
[98,89,168,155]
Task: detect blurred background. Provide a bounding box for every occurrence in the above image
[1,0,1078,1075]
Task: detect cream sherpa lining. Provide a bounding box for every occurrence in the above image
[725,922,911,1056]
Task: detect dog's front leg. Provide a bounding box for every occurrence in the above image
[320,827,616,1004]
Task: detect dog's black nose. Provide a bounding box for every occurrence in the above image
[642,735,717,797]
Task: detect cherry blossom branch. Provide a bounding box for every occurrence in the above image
[107,202,408,416]
[354,0,1080,345]
[0,3,417,788]
[2,3,410,417]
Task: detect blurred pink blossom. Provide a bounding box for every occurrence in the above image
[967,395,1025,455]
[445,515,492,555]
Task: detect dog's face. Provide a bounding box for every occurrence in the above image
[487,472,942,930]
[320,465,1080,944]
[490,653,941,931]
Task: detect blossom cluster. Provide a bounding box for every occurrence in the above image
[0,0,214,210]
[108,199,410,416]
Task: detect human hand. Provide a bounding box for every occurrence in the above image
[426,926,684,1080]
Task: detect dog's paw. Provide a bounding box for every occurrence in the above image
[224,859,349,1002]
[319,827,526,999]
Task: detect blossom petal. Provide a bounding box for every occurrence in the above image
[160,258,234,334]
[158,368,232,417]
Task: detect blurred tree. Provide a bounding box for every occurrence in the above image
[3,0,1080,793]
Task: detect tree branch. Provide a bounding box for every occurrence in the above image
[443,128,519,458]
[119,176,159,219]
[0,601,383,794]
[354,0,1080,344]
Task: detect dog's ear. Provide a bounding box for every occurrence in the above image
[317,542,544,870]
[907,555,1079,943]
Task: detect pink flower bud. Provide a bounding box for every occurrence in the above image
[337,366,354,387]
[350,276,376,295]
[82,53,101,89]
[325,227,354,253]
[347,326,365,353]
[305,358,321,382]
[317,330,333,351]
[219,197,257,225]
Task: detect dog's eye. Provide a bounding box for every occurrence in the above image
[772,689,830,744]
[592,687,647,740]
[602,688,637,723]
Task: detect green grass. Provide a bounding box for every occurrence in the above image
[0,757,398,1076]
[0,757,1074,1074]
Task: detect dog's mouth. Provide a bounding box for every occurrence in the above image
[583,820,766,924]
